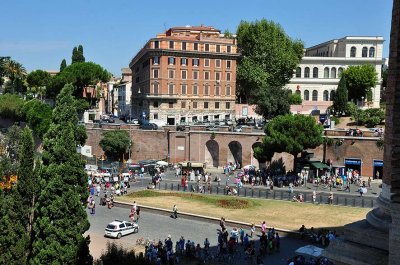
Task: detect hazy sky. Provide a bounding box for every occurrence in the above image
[0,0,392,76]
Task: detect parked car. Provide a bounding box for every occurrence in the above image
[234,126,243,132]
[139,123,158,130]
[176,125,186,131]
[206,125,219,131]
[104,220,139,239]
[224,119,234,126]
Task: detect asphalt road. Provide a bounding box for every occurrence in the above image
[86,195,318,265]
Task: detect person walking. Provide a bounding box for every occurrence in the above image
[173,204,178,219]
[136,205,141,222]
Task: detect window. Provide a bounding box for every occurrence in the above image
[153,101,159,108]
[153,56,159,65]
[338,67,344,77]
[194,43,199,51]
[226,72,231,81]
[193,102,197,109]
[153,69,159,78]
[169,102,173,108]
[169,41,174,49]
[369,47,375,57]
[215,72,221,81]
[181,70,187,80]
[182,42,187,50]
[304,67,310,78]
[192,58,199,67]
[154,41,160,49]
[168,70,175,79]
[204,59,210,67]
[304,90,310,101]
[181,84,186,95]
[227,46,231,53]
[313,67,319,78]
[193,71,199,80]
[362,47,368,57]
[153,113,158,120]
[204,85,209,95]
[216,59,221,68]
[205,43,210,51]
[331,67,337,79]
[350,46,356,57]
[168,57,175,65]
[226,102,230,109]
[181,101,186,108]
[193,85,198,95]
[215,102,220,109]
[181,58,187,65]
[216,45,221,52]
[324,67,329,78]
[295,67,301,78]
[312,90,318,101]
[225,86,231,96]
[323,90,329,101]
[215,86,220,96]
[226,60,232,69]
[204,102,209,109]
[168,84,174,95]
[204,71,210,80]
[330,90,335,101]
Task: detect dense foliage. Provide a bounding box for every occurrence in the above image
[0,94,25,120]
[95,242,152,265]
[21,99,53,138]
[347,102,385,127]
[236,19,303,119]
[342,64,378,102]
[100,130,131,161]
[332,76,348,115]
[288,93,302,105]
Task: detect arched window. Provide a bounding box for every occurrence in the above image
[338,67,344,77]
[362,47,368,57]
[323,90,329,101]
[313,67,319,78]
[324,67,330,78]
[331,67,337,79]
[295,90,301,95]
[304,67,310,78]
[304,90,310,101]
[295,67,302,78]
[330,90,335,101]
[153,82,159,95]
[312,90,318,101]
[350,46,356,57]
[369,47,375,57]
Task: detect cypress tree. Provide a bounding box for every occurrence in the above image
[333,75,348,115]
[78,45,85,63]
[71,47,79,64]
[60,59,67,72]
[30,84,91,264]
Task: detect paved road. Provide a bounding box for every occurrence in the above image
[86,195,319,265]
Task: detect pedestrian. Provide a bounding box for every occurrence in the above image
[220,217,226,230]
[368,177,371,188]
[250,223,256,237]
[173,204,178,219]
[96,184,101,196]
[88,198,95,215]
[328,192,333,204]
[136,206,140,222]
[239,228,245,245]
[275,232,280,252]
[312,190,317,204]
[261,221,267,234]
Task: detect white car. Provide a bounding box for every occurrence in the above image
[104,220,139,239]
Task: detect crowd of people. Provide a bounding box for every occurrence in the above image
[298,225,337,247]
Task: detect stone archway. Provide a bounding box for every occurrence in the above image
[205,140,219,168]
[227,141,242,167]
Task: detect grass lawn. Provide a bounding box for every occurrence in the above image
[118,190,369,231]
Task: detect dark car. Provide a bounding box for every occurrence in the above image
[139,123,158,130]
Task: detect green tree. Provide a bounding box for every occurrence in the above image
[60,59,67,72]
[257,114,323,170]
[2,59,27,94]
[26,70,51,100]
[236,19,304,119]
[30,84,91,264]
[288,92,302,105]
[21,100,53,139]
[332,75,348,115]
[342,64,378,102]
[223,29,233,38]
[94,242,151,265]
[0,94,25,120]
[72,45,85,64]
[100,130,131,161]
[77,45,85,63]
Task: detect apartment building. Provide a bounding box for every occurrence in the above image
[129,25,239,125]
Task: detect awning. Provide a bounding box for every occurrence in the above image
[310,161,330,169]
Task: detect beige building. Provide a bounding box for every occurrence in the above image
[288,36,385,114]
[129,25,239,125]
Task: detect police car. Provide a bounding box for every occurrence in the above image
[104,220,139,239]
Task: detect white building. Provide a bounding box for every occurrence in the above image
[117,81,132,118]
[288,36,385,114]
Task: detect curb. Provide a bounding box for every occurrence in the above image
[114,200,300,238]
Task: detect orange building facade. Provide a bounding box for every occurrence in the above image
[129,26,239,125]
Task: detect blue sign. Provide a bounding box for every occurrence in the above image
[373,160,384,167]
[344,159,361,165]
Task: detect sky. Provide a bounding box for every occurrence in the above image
[0,0,392,76]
